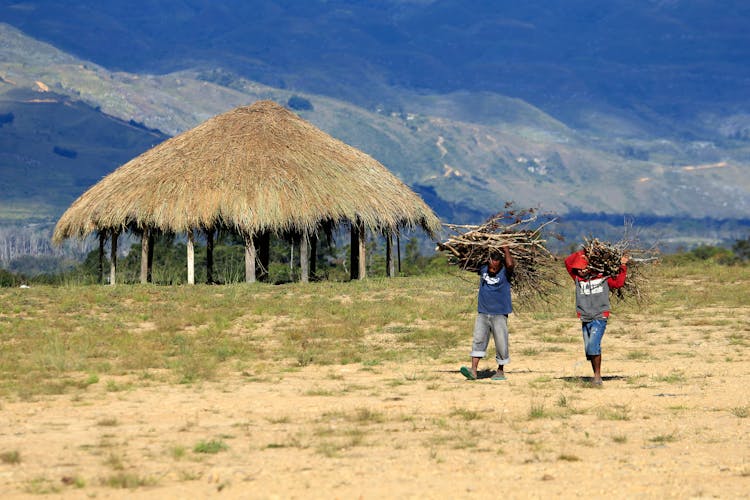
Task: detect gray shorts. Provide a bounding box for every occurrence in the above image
[470,313,510,366]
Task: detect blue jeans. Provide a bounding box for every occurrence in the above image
[581,319,607,357]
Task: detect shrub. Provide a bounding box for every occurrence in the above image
[0,268,22,287]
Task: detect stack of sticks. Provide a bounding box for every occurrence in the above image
[581,235,656,304]
[582,237,625,277]
[437,207,560,301]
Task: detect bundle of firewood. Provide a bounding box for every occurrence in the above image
[582,237,625,277]
[581,235,657,304]
[437,207,560,301]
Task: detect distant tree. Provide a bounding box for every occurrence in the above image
[287,95,313,111]
[0,268,22,287]
[690,245,735,264]
[732,236,750,262]
[8,255,70,276]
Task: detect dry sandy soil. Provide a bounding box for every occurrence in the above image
[1,303,749,499]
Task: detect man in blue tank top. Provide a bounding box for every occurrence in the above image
[460,247,515,381]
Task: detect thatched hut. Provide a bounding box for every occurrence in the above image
[53,100,440,284]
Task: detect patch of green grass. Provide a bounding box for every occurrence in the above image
[105,380,131,392]
[178,470,201,481]
[612,434,628,444]
[104,453,125,471]
[540,335,578,344]
[101,473,158,489]
[303,387,336,396]
[193,439,228,454]
[728,333,748,346]
[597,404,630,421]
[62,475,86,488]
[96,418,119,427]
[653,371,686,384]
[351,407,385,424]
[313,428,368,457]
[557,453,581,462]
[450,407,484,421]
[626,350,650,360]
[649,432,678,443]
[0,450,21,464]
[169,445,187,460]
[24,476,61,494]
[529,376,552,388]
[528,402,547,420]
[730,406,749,418]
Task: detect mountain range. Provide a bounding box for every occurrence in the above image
[1,1,750,255]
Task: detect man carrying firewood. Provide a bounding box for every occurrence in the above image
[565,248,629,385]
[460,247,515,381]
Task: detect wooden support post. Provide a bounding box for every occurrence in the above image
[300,230,309,283]
[206,229,214,284]
[310,232,318,278]
[357,222,367,280]
[245,234,257,283]
[109,230,118,286]
[187,228,195,285]
[147,230,154,283]
[397,233,402,274]
[350,223,359,280]
[386,230,396,278]
[98,232,105,284]
[140,228,150,284]
[358,221,366,280]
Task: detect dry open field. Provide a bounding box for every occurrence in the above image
[0,262,748,498]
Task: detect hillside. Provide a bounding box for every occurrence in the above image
[2,23,749,231]
[3,1,750,124]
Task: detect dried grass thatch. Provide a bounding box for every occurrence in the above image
[437,206,560,301]
[53,100,440,243]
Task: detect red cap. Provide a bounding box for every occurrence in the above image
[570,253,588,270]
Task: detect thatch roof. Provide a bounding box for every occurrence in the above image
[53,100,441,243]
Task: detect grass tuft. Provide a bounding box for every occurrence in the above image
[0,450,21,464]
[528,402,547,420]
[193,439,228,454]
[730,406,749,418]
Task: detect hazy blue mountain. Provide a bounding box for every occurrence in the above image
[2,0,749,129]
[1,2,749,255]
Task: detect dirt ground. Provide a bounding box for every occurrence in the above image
[1,304,749,499]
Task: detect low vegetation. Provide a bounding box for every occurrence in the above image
[0,259,748,398]
[0,258,748,496]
